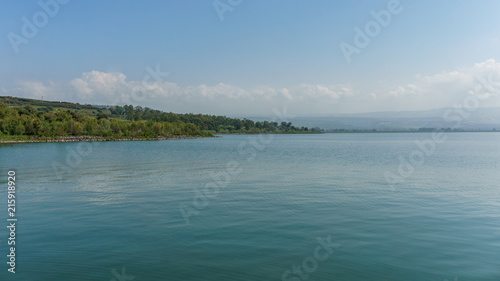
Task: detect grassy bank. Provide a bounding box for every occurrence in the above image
[0,134,215,144]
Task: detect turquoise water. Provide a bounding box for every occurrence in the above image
[0,133,499,280]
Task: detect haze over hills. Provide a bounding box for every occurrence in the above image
[3,95,499,132]
[249,107,500,131]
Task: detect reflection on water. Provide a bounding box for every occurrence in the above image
[0,133,499,280]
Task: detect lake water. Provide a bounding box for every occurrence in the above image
[0,133,499,281]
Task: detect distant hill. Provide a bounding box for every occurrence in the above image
[4,96,498,132]
[0,96,313,142]
[0,96,96,110]
[249,107,500,131]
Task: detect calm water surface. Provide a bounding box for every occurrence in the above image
[0,133,499,280]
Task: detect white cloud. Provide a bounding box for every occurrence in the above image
[70,71,131,101]
[1,80,60,101]
[380,59,500,111]
[3,60,500,116]
[295,84,352,100]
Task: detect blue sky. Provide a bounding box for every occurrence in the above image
[2,0,500,116]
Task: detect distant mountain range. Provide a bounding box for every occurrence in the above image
[249,107,500,131]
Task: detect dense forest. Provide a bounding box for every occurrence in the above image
[107,105,309,133]
[0,97,313,140]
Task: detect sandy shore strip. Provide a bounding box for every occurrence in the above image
[0,135,216,144]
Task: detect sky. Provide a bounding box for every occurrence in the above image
[1,0,500,117]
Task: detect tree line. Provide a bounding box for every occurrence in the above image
[0,103,208,139]
[0,102,312,139]
[108,105,311,133]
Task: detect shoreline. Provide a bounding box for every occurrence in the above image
[2,130,498,144]
[0,135,216,144]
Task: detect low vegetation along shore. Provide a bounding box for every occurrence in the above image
[0,135,212,144]
[0,96,315,143]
